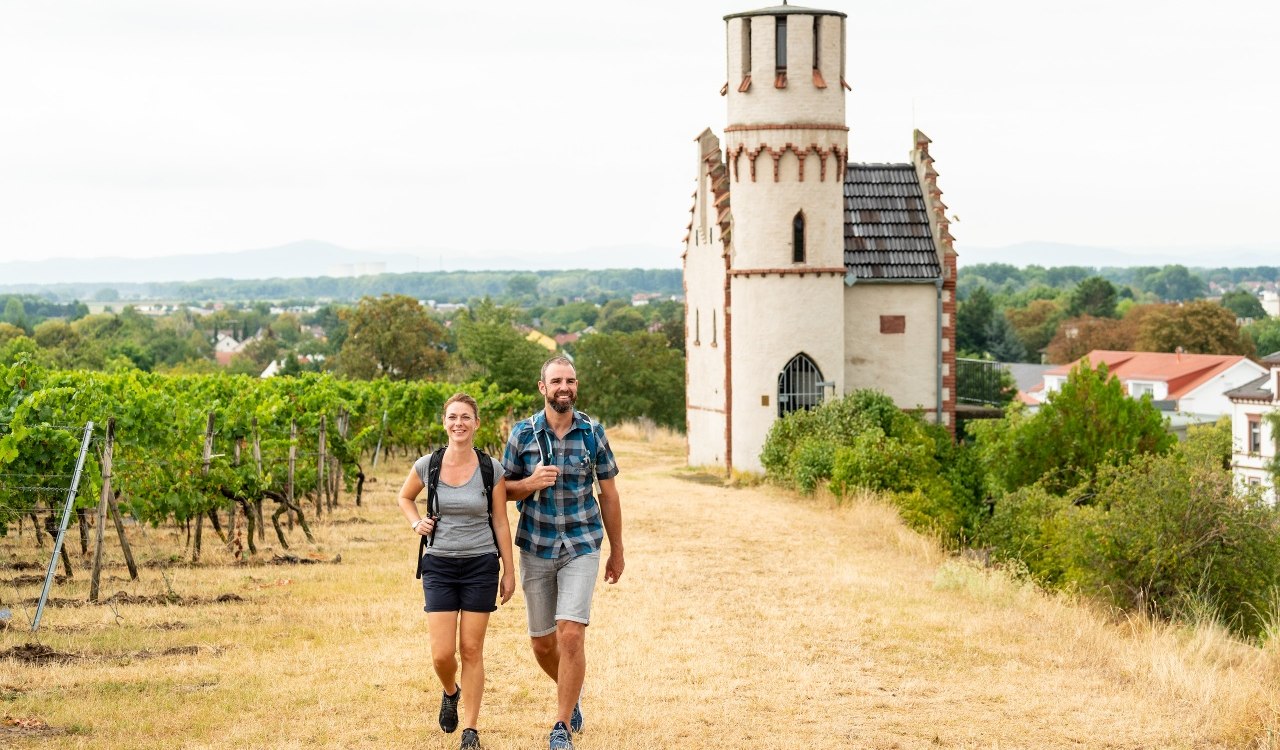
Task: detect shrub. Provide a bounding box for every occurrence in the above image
[790,438,836,494]
[968,359,1175,495]
[758,390,989,544]
[979,422,1280,638]
[978,482,1078,587]
[1067,438,1280,637]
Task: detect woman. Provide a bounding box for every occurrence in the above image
[398,393,516,750]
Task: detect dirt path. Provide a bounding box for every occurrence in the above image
[0,431,1256,749]
[584,432,1228,750]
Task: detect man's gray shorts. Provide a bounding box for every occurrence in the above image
[520,549,600,637]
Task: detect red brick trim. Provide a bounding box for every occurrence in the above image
[729,267,845,277]
[725,123,849,132]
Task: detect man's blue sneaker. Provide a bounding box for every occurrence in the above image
[570,700,583,733]
[439,685,460,733]
[549,721,574,750]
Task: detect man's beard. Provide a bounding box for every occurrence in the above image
[548,391,576,414]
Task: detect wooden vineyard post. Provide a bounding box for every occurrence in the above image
[89,418,115,603]
[288,420,296,529]
[252,417,265,542]
[334,408,348,509]
[371,406,388,469]
[107,492,138,580]
[194,411,215,562]
[316,415,326,516]
[227,437,243,555]
[273,420,298,547]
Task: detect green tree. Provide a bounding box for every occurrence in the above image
[1004,299,1063,359]
[984,314,1027,362]
[453,300,549,396]
[0,322,25,346]
[1135,300,1255,356]
[956,286,994,355]
[1219,288,1267,320]
[1244,317,1280,357]
[1142,265,1207,302]
[336,295,447,380]
[1044,315,1134,364]
[598,305,647,334]
[1067,276,1118,318]
[969,359,1175,495]
[2,298,27,331]
[573,332,684,429]
[540,301,600,333]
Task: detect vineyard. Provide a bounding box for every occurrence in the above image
[0,357,535,615]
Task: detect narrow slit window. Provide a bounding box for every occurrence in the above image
[813,17,820,69]
[792,212,805,263]
[694,308,701,346]
[743,19,752,75]
[775,17,787,72]
[711,309,717,346]
[773,17,788,88]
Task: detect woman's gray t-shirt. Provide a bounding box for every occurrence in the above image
[414,453,501,558]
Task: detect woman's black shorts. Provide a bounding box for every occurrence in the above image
[420,553,500,613]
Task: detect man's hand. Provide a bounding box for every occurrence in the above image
[605,550,625,584]
[529,462,560,491]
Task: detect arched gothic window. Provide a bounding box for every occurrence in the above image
[777,353,824,417]
[792,212,806,263]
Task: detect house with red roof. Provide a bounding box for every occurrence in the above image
[1029,350,1268,423]
[1225,352,1280,504]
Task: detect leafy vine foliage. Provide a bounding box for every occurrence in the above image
[0,356,534,543]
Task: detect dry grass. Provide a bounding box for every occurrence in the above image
[2,432,1280,749]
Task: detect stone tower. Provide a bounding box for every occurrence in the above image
[685,2,952,473]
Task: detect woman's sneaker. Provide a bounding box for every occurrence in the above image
[460,728,480,749]
[439,685,460,733]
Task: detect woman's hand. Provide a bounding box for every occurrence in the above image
[499,571,516,605]
[412,517,436,536]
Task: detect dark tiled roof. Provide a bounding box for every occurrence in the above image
[844,163,942,280]
[1224,374,1274,401]
[724,4,846,20]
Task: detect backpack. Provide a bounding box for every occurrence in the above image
[532,412,601,500]
[415,446,497,579]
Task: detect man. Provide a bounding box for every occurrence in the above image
[503,355,624,750]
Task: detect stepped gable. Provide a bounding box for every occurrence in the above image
[843,162,942,280]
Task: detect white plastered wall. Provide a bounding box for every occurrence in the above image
[684,139,730,469]
[729,273,845,472]
[1179,360,1268,416]
[843,283,940,413]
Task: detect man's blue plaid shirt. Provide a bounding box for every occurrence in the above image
[502,409,619,559]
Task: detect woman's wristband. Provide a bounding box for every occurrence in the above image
[411,518,427,531]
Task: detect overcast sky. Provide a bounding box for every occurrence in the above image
[1,0,1276,269]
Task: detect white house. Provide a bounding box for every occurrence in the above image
[1226,352,1280,503]
[683,3,957,472]
[213,333,245,366]
[1031,350,1268,422]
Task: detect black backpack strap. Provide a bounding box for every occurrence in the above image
[416,447,447,579]
[475,448,500,553]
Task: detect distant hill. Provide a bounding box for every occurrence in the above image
[0,268,684,305]
[958,241,1280,269]
[0,239,681,287]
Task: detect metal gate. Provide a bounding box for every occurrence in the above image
[777,353,824,417]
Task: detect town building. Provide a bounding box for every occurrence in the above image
[1226,352,1280,503]
[683,2,957,472]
